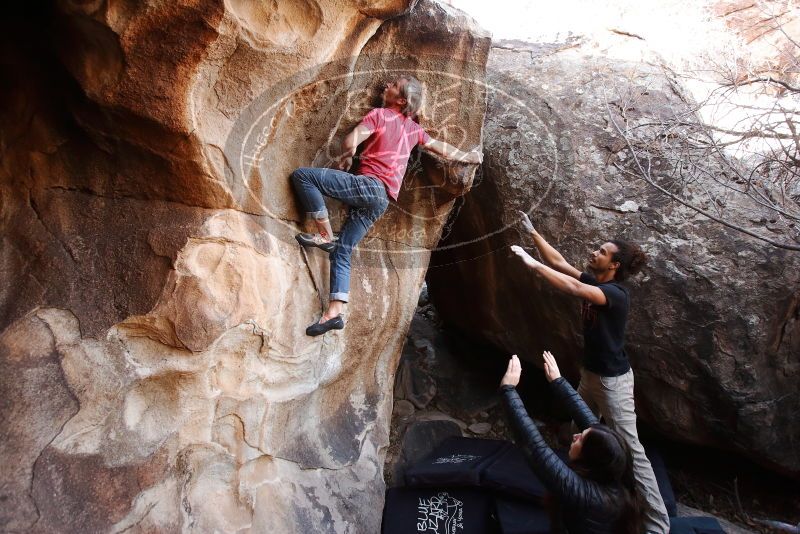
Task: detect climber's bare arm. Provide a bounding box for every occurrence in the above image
[510,246,605,305]
[531,233,581,279]
[335,125,373,170]
[517,211,580,279]
[422,138,482,164]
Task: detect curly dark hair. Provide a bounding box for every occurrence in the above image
[609,239,648,281]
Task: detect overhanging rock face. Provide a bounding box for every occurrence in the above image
[0,1,489,531]
[428,43,800,477]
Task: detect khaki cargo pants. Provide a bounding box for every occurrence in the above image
[578,368,670,534]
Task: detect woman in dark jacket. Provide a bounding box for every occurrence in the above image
[500,352,644,534]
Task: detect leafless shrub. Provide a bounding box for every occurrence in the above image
[603,0,800,250]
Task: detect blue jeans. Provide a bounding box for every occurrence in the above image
[291,167,389,303]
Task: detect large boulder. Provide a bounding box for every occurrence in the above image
[427,42,800,476]
[0,1,489,532]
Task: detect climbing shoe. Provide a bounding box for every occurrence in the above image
[295,232,336,253]
[306,315,345,336]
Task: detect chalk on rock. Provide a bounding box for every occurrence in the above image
[617,200,640,212]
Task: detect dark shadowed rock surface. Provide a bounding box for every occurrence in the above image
[427,42,800,477]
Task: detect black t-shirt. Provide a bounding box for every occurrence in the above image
[579,272,631,377]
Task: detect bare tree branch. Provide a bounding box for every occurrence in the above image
[728,77,800,93]
[606,101,800,251]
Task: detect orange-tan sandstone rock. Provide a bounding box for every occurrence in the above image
[0,1,489,531]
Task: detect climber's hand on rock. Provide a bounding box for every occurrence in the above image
[510,245,541,269]
[501,355,522,387]
[463,149,483,165]
[517,210,535,234]
[335,155,353,171]
[542,351,561,382]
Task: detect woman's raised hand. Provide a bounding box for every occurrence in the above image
[500,354,522,387]
[542,350,561,382]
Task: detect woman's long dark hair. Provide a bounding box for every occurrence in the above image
[569,424,645,534]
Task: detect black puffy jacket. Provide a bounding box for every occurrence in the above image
[501,378,627,533]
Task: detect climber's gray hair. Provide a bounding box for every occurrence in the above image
[399,75,424,117]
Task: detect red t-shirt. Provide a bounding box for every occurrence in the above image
[356,108,431,200]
